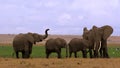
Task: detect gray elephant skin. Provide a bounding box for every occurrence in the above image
[69,38,89,58]
[13,29,49,58]
[83,25,113,58]
[45,38,68,58]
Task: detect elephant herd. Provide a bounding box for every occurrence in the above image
[12,25,113,59]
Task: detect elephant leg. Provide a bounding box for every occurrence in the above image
[69,49,72,58]
[100,45,103,58]
[29,44,33,54]
[100,48,103,58]
[22,51,25,58]
[94,50,99,58]
[89,49,93,58]
[69,51,72,58]
[46,52,51,58]
[46,49,51,58]
[23,51,30,58]
[82,50,87,58]
[103,47,109,58]
[74,52,77,58]
[102,40,109,58]
[57,49,61,58]
[15,51,19,58]
[57,52,61,58]
[94,41,101,58]
[93,50,96,58]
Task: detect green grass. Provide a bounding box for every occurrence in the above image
[0,45,120,58]
[108,46,120,58]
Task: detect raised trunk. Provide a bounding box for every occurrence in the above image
[42,29,49,39]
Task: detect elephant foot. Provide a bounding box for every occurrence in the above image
[103,56,110,58]
[58,57,61,59]
[66,56,68,58]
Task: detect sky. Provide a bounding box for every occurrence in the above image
[0,0,120,36]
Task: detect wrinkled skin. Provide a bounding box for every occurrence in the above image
[83,27,96,58]
[69,38,89,58]
[99,25,113,58]
[13,29,49,59]
[45,38,68,58]
[83,25,113,58]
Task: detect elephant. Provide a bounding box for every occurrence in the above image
[99,25,113,58]
[45,38,68,58]
[68,38,89,58]
[13,29,49,58]
[83,25,113,58]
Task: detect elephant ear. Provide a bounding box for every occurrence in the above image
[100,25,113,40]
[82,27,89,39]
[24,33,35,44]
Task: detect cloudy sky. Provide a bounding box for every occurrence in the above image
[0,0,120,36]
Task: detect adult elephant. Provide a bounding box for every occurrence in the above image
[13,29,49,58]
[68,38,89,58]
[99,25,113,58]
[83,25,113,58]
[83,26,98,58]
[45,38,68,58]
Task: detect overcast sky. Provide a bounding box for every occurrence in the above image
[0,0,120,36]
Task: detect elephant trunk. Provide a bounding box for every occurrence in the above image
[42,29,50,39]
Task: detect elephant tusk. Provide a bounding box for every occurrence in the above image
[98,41,101,52]
[94,42,96,51]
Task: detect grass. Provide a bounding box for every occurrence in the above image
[0,45,120,58]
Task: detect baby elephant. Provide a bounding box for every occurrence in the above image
[45,38,68,58]
[69,38,89,58]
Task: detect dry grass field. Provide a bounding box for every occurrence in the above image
[0,34,120,68]
[0,58,120,68]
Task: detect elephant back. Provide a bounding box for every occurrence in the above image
[55,38,67,48]
[69,38,83,51]
[13,34,34,46]
[45,38,55,49]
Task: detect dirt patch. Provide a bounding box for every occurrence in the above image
[0,58,120,68]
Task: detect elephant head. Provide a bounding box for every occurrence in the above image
[27,29,49,44]
[83,27,89,40]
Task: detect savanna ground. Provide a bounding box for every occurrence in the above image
[0,34,120,68]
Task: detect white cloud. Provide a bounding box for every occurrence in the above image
[57,13,72,25]
[70,0,120,16]
[43,1,59,8]
[78,16,84,20]
[70,0,119,9]
[108,0,119,8]
[16,27,28,33]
